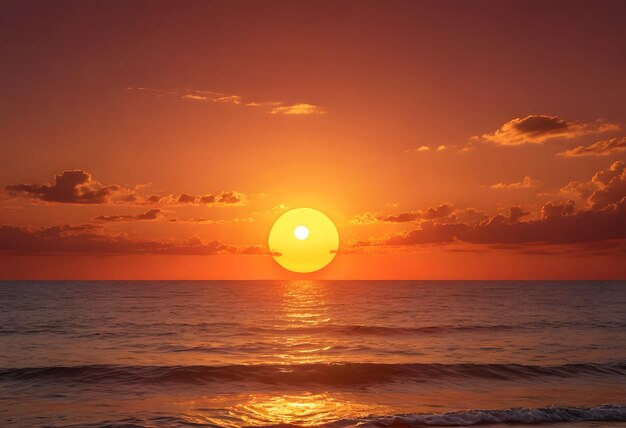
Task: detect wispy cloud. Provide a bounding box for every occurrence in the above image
[490,176,542,190]
[473,115,619,146]
[558,137,626,157]
[128,87,325,115]
[94,209,163,222]
[405,144,453,153]
[405,145,431,153]
[350,203,455,224]
[269,103,326,115]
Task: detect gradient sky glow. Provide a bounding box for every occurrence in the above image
[1,0,626,279]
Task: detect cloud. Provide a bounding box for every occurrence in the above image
[541,200,575,219]
[378,211,422,223]
[170,216,253,225]
[405,145,451,153]
[558,137,626,157]
[405,146,430,153]
[4,170,248,207]
[217,192,242,204]
[587,161,626,209]
[269,103,326,115]
[174,191,245,206]
[350,204,454,224]
[506,206,531,223]
[490,176,542,189]
[181,92,243,105]
[446,208,488,224]
[178,193,197,204]
[560,161,626,209]
[5,170,130,204]
[422,203,454,219]
[95,209,162,222]
[0,225,272,256]
[474,115,619,146]
[128,87,324,116]
[380,200,626,246]
[355,162,626,249]
[349,211,383,224]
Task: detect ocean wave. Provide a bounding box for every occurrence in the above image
[355,405,626,427]
[50,405,626,427]
[2,361,624,386]
[4,320,624,338]
[249,320,626,336]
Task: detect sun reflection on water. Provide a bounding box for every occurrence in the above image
[232,392,376,426]
[275,280,334,364]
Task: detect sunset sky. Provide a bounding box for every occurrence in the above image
[1,0,625,279]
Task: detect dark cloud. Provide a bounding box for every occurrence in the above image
[422,203,453,219]
[541,200,575,219]
[95,209,162,222]
[474,115,618,146]
[199,195,216,204]
[382,199,626,246]
[357,162,626,249]
[218,192,241,204]
[506,206,530,223]
[558,137,626,157]
[513,115,569,134]
[176,192,243,205]
[6,170,125,204]
[0,225,270,256]
[178,193,196,204]
[4,170,247,207]
[447,208,488,225]
[378,211,421,223]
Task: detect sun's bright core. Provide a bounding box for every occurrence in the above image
[294,225,309,240]
[269,208,339,273]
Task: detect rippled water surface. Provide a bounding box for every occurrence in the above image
[0,280,625,427]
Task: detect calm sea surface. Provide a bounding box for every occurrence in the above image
[0,280,625,427]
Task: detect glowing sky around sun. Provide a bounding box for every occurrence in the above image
[0,1,625,279]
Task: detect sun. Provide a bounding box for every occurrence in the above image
[269,208,339,273]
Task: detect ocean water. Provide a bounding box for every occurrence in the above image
[0,280,625,428]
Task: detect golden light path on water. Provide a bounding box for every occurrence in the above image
[232,392,380,426]
[184,281,389,426]
[172,392,387,427]
[274,280,333,363]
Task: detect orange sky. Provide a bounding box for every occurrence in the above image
[1,0,625,279]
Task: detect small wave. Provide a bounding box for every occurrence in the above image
[354,405,626,427]
[4,320,624,338]
[50,405,626,427]
[1,362,624,387]
[247,320,626,336]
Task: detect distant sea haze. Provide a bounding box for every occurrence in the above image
[1,280,625,427]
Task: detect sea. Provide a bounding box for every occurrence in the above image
[0,280,625,427]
